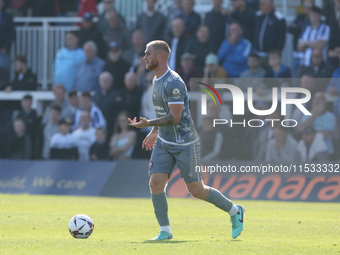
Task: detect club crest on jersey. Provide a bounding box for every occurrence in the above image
[153,92,156,100]
[172,88,181,99]
[149,161,153,169]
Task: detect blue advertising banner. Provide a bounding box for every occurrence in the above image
[0,160,114,196]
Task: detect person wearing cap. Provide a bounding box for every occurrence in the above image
[177,52,201,90]
[53,31,85,91]
[103,41,130,90]
[296,126,329,161]
[73,41,105,92]
[217,22,251,78]
[79,12,107,60]
[49,117,78,160]
[298,5,330,68]
[202,53,227,85]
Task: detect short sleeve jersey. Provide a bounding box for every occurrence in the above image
[152,69,198,144]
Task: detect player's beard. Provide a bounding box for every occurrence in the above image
[146,58,158,71]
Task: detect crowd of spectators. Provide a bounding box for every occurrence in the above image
[0,0,340,162]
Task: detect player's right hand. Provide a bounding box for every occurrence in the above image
[142,132,158,151]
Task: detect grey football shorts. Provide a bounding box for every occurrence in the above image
[148,137,202,183]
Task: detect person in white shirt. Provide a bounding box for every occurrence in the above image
[72,110,96,161]
[49,118,78,160]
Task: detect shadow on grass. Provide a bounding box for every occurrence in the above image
[130,240,196,244]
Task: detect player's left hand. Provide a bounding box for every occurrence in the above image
[128,117,150,128]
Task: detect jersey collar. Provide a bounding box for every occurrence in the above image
[155,69,170,81]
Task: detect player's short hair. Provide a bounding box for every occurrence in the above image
[22,94,32,100]
[14,55,27,64]
[268,50,282,58]
[147,40,171,59]
[81,91,92,99]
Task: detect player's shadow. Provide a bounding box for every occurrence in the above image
[131,240,195,244]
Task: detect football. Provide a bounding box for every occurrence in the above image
[68,214,94,239]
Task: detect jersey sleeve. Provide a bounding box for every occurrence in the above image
[165,80,186,105]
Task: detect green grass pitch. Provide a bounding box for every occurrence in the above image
[0,194,339,255]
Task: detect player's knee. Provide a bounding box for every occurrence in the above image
[149,179,165,193]
[188,186,205,200]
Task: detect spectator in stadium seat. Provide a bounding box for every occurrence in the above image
[39,104,61,159]
[109,111,137,160]
[218,23,251,78]
[72,110,96,161]
[166,18,187,71]
[296,126,329,161]
[136,0,166,42]
[326,65,340,96]
[43,84,70,124]
[298,92,336,155]
[239,53,265,81]
[93,71,119,135]
[230,0,256,42]
[199,116,223,162]
[7,118,31,159]
[63,90,79,123]
[97,0,125,36]
[104,10,130,51]
[77,0,98,17]
[73,91,106,130]
[90,127,110,161]
[165,0,183,38]
[253,0,286,57]
[298,6,330,68]
[123,30,146,70]
[298,48,334,81]
[287,0,313,78]
[73,41,105,92]
[176,53,201,91]
[185,25,216,75]
[202,53,227,85]
[53,31,85,92]
[333,97,340,159]
[119,72,142,119]
[265,50,291,79]
[265,126,298,163]
[5,56,37,91]
[49,118,78,160]
[103,41,130,91]
[0,0,15,71]
[13,95,41,154]
[205,0,233,49]
[176,0,201,40]
[78,12,107,60]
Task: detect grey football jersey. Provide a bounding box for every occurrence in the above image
[152,69,198,144]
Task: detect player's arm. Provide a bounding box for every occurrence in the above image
[128,104,183,128]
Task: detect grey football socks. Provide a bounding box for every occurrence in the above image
[152,192,170,227]
[205,187,234,213]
